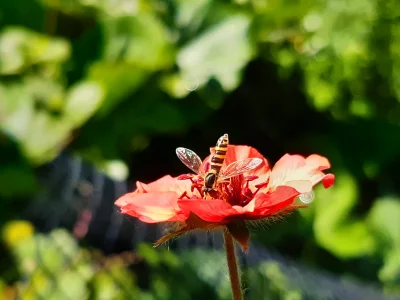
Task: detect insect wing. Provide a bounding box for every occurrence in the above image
[176,147,203,174]
[220,158,263,180]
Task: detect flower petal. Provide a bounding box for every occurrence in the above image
[253,186,300,216]
[115,175,194,223]
[223,145,269,168]
[116,191,187,223]
[178,199,239,223]
[268,154,333,192]
[322,173,335,188]
[306,154,331,171]
[133,175,192,195]
[283,180,313,194]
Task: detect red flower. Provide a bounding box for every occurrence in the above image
[115,145,334,249]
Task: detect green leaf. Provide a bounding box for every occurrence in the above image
[367,198,400,287]
[0,27,70,75]
[367,198,400,247]
[64,81,105,126]
[0,79,68,164]
[175,0,212,31]
[40,0,146,17]
[87,62,148,117]
[51,270,89,300]
[1,77,108,164]
[177,14,253,92]
[313,171,376,258]
[102,13,174,70]
[12,229,80,276]
[379,249,400,289]
[137,243,162,267]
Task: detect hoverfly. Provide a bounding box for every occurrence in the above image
[176,134,263,198]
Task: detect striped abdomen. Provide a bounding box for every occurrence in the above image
[204,134,229,190]
[210,133,229,175]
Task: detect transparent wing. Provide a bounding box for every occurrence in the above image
[219,158,263,180]
[176,147,203,174]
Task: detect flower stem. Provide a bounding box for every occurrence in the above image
[223,230,243,300]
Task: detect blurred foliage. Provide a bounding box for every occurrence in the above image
[1,225,312,299]
[247,262,303,300]
[1,0,400,297]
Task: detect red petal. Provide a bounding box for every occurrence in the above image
[322,173,335,188]
[223,145,268,167]
[117,191,187,223]
[178,199,238,223]
[133,175,192,195]
[268,154,334,193]
[115,175,196,224]
[177,186,301,223]
[252,186,300,216]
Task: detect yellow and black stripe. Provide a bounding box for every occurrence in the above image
[203,134,229,191]
[210,133,229,175]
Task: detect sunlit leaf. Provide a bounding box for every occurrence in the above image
[0,27,70,75]
[175,0,212,32]
[102,13,174,70]
[177,14,253,92]
[64,81,105,126]
[87,62,148,116]
[367,198,400,287]
[313,171,376,258]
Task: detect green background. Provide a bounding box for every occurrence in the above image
[1,0,400,298]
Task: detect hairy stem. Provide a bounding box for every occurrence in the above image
[223,230,243,300]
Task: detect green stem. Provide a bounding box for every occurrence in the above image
[223,230,243,300]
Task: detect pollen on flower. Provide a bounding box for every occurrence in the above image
[177,172,267,208]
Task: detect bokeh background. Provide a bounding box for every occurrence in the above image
[1,0,400,299]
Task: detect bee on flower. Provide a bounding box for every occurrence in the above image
[115,134,335,250]
[175,133,264,201]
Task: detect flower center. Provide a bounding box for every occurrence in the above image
[178,174,269,206]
